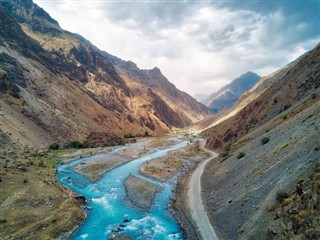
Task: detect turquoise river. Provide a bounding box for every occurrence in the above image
[57,138,189,239]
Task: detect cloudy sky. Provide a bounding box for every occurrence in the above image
[34,0,319,96]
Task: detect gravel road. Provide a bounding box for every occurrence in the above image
[187,142,218,240]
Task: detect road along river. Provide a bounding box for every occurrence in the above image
[57,138,189,239]
[187,143,218,240]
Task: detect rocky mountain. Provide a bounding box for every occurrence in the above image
[204,71,261,112]
[201,44,320,239]
[0,0,211,148]
[202,45,319,150]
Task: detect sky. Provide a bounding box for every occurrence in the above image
[33,0,320,96]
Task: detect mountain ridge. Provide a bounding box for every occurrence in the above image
[0,0,212,148]
[204,71,261,113]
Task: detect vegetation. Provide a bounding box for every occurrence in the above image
[237,152,245,159]
[105,141,125,147]
[311,93,317,99]
[124,133,135,139]
[49,143,60,150]
[144,131,150,137]
[66,140,91,149]
[221,151,229,157]
[261,137,270,145]
[276,190,289,202]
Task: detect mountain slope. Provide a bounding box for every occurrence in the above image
[0,0,211,148]
[205,71,261,112]
[201,44,320,239]
[202,44,319,150]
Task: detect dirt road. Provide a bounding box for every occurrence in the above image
[187,142,218,240]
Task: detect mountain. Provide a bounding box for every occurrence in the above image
[200,44,320,239]
[204,71,261,112]
[0,0,212,148]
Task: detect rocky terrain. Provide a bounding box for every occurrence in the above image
[203,72,261,113]
[203,44,319,150]
[0,0,211,149]
[200,44,320,239]
[124,175,160,211]
[0,144,85,239]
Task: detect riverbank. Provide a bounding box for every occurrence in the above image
[0,147,85,239]
[0,135,209,239]
[168,141,212,240]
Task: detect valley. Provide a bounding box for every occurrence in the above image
[1,0,319,240]
[0,135,211,239]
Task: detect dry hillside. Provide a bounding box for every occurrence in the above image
[201,43,320,239]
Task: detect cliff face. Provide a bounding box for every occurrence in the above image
[0,0,211,148]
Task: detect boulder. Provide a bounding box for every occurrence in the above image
[74,195,86,204]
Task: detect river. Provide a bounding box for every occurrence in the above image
[57,138,189,239]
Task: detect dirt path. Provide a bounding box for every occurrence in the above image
[187,142,218,240]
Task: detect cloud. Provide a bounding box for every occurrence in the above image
[34,0,319,95]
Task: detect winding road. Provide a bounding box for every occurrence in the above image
[187,142,218,240]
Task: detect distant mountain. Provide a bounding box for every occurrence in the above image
[0,0,212,148]
[204,72,261,112]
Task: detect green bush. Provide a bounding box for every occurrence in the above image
[67,140,91,149]
[49,143,60,150]
[261,137,270,145]
[276,190,289,202]
[311,93,317,99]
[237,152,245,159]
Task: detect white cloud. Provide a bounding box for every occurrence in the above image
[34,0,319,95]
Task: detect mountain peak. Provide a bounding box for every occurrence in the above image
[205,71,261,112]
[2,0,60,34]
[151,67,162,74]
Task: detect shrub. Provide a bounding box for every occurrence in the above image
[261,137,270,145]
[124,133,134,139]
[221,151,229,157]
[49,143,60,150]
[237,152,245,159]
[311,93,317,99]
[276,190,289,202]
[67,140,91,149]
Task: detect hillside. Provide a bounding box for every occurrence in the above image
[202,44,319,150]
[201,44,320,239]
[204,72,261,113]
[0,0,211,149]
